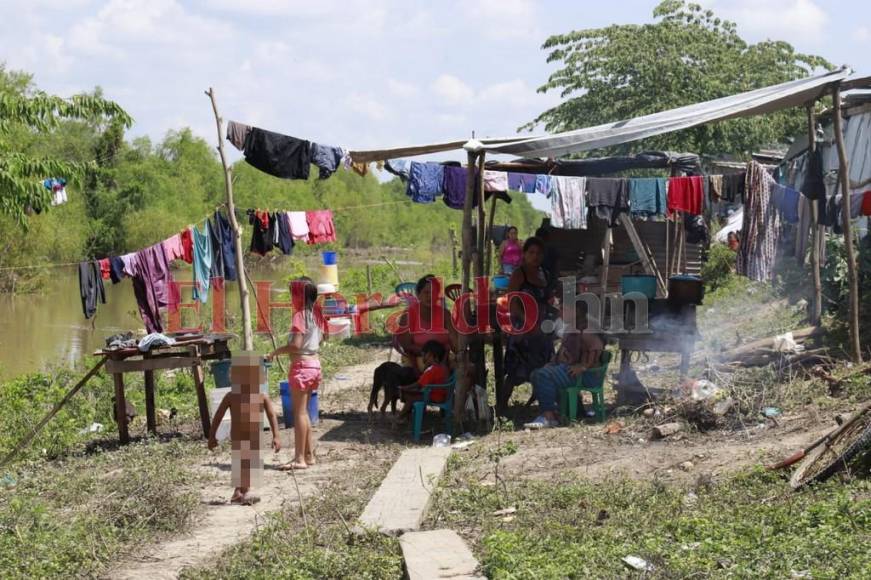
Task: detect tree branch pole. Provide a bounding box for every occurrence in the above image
[206,88,253,351]
[455,150,478,426]
[831,82,862,362]
[484,193,498,276]
[807,103,822,326]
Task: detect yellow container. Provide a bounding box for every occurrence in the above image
[318,264,339,288]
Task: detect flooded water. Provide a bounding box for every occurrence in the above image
[0,264,296,380]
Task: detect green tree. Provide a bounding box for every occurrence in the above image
[527,0,833,156]
[0,64,132,224]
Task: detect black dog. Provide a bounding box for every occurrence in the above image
[369,362,418,417]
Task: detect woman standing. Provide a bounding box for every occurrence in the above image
[499,226,523,275]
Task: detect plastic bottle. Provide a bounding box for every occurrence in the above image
[432,433,451,447]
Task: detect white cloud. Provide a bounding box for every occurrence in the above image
[699,0,829,44]
[432,74,475,105]
[460,0,538,40]
[344,92,387,121]
[387,78,420,98]
[478,79,541,108]
[854,25,871,43]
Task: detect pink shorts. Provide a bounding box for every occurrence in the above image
[289,360,321,391]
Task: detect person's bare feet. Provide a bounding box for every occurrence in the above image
[229,488,243,503]
[304,453,316,466]
[237,493,260,505]
[277,461,308,471]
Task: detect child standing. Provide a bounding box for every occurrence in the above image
[499,226,522,275]
[267,277,324,470]
[397,340,450,420]
[208,352,281,505]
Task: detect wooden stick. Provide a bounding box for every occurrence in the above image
[206,88,253,351]
[600,227,611,299]
[650,422,683,440]
[484,193,498,276]
[807,104,822,326]
[456,151,477,424]
[0,358,107,468]
[832,83,862,362]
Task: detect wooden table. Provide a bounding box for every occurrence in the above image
[95,333,233,444]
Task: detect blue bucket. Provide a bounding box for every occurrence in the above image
[620,275,656,299]
[279,381,319,428]
[211,359,232,388]
[492,275,510,290]
[322,251,337,266]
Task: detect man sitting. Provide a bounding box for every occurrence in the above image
[525,304,605,428]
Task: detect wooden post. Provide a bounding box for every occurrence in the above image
[206,88,253,351]
[455,151,478,426]
[366,264,373,295]
[475,154,487,281]
[113,372,129,444]
[191,346,212,438]
[600,227,611,299]
[449,228,458,277]
[807,104,822,326]
[469,152,488,416]
[484,193,498,276]
[832,83,862,362]
[144,367,157,435]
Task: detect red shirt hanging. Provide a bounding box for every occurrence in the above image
[99,258,111,280]
[179,227,194,264]
[667,176,704,216]
[861,191,871,216]
[306,210,336,244]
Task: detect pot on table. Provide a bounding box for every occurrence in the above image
[668,275,704,306]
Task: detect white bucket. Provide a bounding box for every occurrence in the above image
[209,387,231,441]
[327,318,352,339]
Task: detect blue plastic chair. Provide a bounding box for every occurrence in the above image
[395,282,417,299]
[411,374,456,442]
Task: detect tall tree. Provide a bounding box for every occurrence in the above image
[0,64,132,224]
[527,1,833,156]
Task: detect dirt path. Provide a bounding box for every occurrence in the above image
[110,352,394,580]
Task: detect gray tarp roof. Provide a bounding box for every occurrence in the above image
[349,68,852,163]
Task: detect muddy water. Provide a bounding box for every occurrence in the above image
[0,263,297,379]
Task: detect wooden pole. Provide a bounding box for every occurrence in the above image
[366,264,373,295]
[455,151,478,425]
[831,83,862,362]
[0,358,107,468]
[206,88,253,351]
[475,154,487,281]
[600,227,611,298]
[807,104,822,326]
[484,193,498,276]
[449,228,458,277]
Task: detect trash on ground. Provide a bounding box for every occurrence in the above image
[432,433,451,447]
[603,420,624,434]
[79,422,104,434]
[334,374,350,380]
[492,507,517,517]
[650,422,684,440]
[623,556,654,572]
[762,407,782,418]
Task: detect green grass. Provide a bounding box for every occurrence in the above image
[428,460,871,579]
[0,437,208,578]
[180,452,404,580]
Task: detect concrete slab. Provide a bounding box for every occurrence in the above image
[400,529,484,580]
[358,447,451,536]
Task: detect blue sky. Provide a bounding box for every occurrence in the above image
[1,0,869,161]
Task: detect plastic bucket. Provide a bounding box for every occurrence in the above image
[322,251,337,265]
[279,380,319,427]
[319,264,339,287]
[211,359,232,389]
[327,318,352,339]
[621,275,656,299]
[209,387,231,441]
[492,275,510,290]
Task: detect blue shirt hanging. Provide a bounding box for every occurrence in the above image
[406,162,445,203]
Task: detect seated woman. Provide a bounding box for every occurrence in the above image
[525,303,605,428]
[501,237,555,410]
[394,274,458,375]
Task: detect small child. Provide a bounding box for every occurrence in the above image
[499,226,522,275]
[208,352,281,505]
[267,276,325,471]
[397,340,450,420]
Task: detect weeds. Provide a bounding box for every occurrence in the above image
[0,438,207,578]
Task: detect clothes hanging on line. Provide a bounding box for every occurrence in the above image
[191,222,212,303]
[131,243,175,333]
[629,177,667,217]
[247,209,274,255]
[276,212,295,255]
[737,162,780,282]
[719,173,746,203]
[535,174,552,197]
[98,258,111,281]
[78,261,106,319]
[442,165,478,210]
[507,172,536,193]
[483,170,508,193]
[288,211,310,241]
[406,162,445,203]
[213,210,237,282]
[226,121,251,151]
[385,159,411,181]
[771,183,800,224]
[862,191,871,216]
[587,177,629,225]
[207,218,224,280]
[667,176,704,216]
[549,176,587,230]
[310,143,345,179]
[179,228,194,264]
[242,127,311,180]
[109,256,125,284]
[44,178,68,206]
[307,210,336,244]
[163,233,185,263]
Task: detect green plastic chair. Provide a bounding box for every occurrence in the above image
[559,351,613,423]
[412,374,456,442]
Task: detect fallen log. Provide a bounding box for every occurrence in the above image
[650,422,684,440]
[716,326,823,361]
